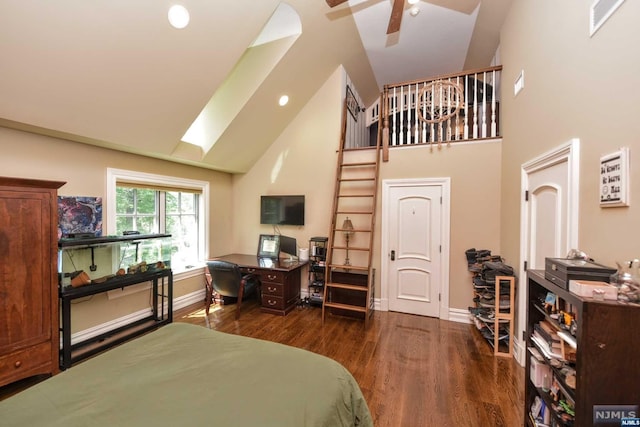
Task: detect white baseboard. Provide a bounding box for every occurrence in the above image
[513,338,526,366]
[448,308,472,324]
[174,289,206,310]
[70,289,205,346]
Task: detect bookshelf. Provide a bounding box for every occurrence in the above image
[525,270,640,426]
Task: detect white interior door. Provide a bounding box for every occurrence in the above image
[517,139,580,365]
[527,161,568,268]
[386,183,443,317]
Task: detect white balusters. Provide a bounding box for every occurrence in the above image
[399,85,404,145]
[491,70,497,137]
[405,85,412,145]
[413,83,420,144]
[378,66,502,149]
[464,75,469,140]
[421,82,427,144]
[455,76,461,140]
[472,73,478,139]
[482,72,487,138]
[446,80,452,143]
[438,82,443,145]
[391,87,397,146]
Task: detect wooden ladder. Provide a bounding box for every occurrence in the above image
[322,108,381,328]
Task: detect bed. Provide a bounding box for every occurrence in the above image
[0,323,372,427]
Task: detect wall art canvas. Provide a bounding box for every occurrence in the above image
[58,196,103,238]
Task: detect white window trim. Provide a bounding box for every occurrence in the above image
[106,168,209,278]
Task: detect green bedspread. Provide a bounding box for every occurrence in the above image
[0,323,373,427]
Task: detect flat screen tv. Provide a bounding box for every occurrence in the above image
[260,195,305,226]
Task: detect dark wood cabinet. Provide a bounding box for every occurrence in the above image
[0,177,65,387]
[245,266,301,315]
[525,270,640,426]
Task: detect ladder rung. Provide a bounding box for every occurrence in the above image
[332,245,369,251]
[338,194,374,198]
[326,282,368,291]
[343,146,377,152]
[335,228,371,233]
[328,264,368,271]
[336,211,373,215]
[323,302,367,313]
[342,162,376,167]
[339,178,375,182]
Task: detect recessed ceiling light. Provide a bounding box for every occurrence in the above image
[279,95,289,106]
[168,5,190,29]
[408,0,420,4]
[409,6,420,16]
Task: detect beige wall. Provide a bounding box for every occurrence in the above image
[500,1,640,341]
[0,128,233,332]
[232,64,503,310]
[377,142,503,310]
[500,1,640,270]
[231,67,344,268]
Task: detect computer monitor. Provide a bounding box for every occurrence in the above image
[279,235,297,261]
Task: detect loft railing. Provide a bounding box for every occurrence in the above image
[362,66,502,161]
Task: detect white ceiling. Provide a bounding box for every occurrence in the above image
[348,0,481,86]
[0,0,512,173]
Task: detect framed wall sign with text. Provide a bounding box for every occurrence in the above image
[600,147,630,207]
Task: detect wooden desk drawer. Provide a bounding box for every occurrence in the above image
[242,269,284,284]
[261,294,284,310]
[261,271,284,283]
[240,267,260,275]
[262,283,283,297]
[0,341,52,384]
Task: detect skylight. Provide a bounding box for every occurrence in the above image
[180,3,301,150]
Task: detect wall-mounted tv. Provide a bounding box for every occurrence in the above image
[260,195,305,226]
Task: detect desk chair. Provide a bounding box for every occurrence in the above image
[205,260,261,320]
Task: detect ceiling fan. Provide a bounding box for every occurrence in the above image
[326,0,409,34]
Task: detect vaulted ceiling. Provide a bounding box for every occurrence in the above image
[0,0,512,173]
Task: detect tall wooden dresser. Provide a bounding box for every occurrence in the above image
[0,177,65,387]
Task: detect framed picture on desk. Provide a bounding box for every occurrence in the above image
[257,234,280,259]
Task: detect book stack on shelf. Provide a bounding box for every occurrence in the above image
[527,289,578,426]
[466,248,516,356]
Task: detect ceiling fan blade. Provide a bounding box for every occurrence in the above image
[326,0,350,7]
[387,0,404,34]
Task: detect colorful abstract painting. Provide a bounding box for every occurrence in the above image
[58,196,103,239]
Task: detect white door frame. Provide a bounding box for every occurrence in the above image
[381,177,451,320]
[516,138,580,365]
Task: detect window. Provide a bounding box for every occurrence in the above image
[107,169,209,274]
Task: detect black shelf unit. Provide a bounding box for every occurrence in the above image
[58,234,173,369]
[308,237,328,307]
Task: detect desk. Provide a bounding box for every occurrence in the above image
[212,254,306,316]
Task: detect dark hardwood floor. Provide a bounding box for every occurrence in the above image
[177,299,525,426]
[1,299,525,426]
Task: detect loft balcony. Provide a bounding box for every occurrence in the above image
[345,66,502,159]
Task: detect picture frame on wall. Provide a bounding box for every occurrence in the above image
[346,85,360,121]
[600,147,630,207]
[58,196,103,238]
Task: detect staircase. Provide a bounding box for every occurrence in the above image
[322,112,381,327]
